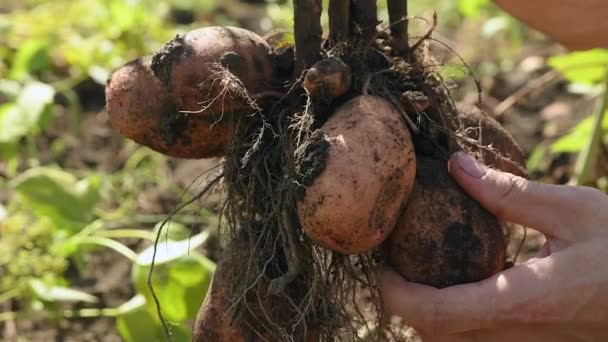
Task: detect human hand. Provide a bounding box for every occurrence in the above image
[378,152,608,341]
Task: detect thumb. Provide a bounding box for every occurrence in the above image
[448,152,605,241]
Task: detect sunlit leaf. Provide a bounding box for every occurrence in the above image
[481,16,510,38]
[136,232,210,265]
[9,167,101,227]
[548,49,608,85]
[9,39,49,80]
[30,279,98,303]
[88,65,110,85]
[551,110,608,153]
[0,204,6,222]
[526,144,549,172]
[153,221,192,242]
[132,251,215,323]
[116,295,165,342]
[0,82,55,143]
[458,0,490,17]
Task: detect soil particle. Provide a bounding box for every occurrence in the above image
[294,129,330,200]
[151,35,186,86]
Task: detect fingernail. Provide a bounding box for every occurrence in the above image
[453,152,487,179]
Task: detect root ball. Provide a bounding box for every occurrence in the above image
[385,157,507,288]
[298,95,416,255]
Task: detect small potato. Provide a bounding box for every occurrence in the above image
[457,104,527,177]
[385,157,507,288]
[298,95,416,254]
[303,58,352,99]
[105,56,233,158]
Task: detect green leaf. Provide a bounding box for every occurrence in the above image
[9,167,101,227]
[481,16,510,38]
[30,279,98,303]
[9,40,50,80]
[116,295,164,342]
[526,144,549,172]
[153,221,192,242]
[132,251,215,323]
[0,82,55,143]
[548,49,608,85]
[74,236,138,262]
[0,204,6,222]
[88,65,110,85]
[551,109,608,153]
[458,0,490,17]
[136,232,210,266]
[115,294,192,342]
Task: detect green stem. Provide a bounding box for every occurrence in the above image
[75,236,139,262]
[0,307,119,322]
[573,69,608,185]
[94,229,156,241]
[0,288,21,303]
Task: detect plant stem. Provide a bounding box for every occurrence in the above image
[328,0,350,46]
[0,307,119,322]
[351,0,378,48]
[293,0,323,74]
[573,69,608,185]
[387,0,409,57]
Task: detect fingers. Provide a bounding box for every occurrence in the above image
[377,247,584,335]
[447,152,608,241]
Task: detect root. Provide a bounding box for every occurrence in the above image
[268,209,302,295]
[148,171,224,341]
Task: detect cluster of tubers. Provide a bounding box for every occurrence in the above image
[107,18,527,340]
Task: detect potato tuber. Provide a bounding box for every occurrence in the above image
[152,26,274,115]
[457,104,527,177]
[105,56,233,158]
[298,95,416,255]
[303,58,352,99]
[385,157,507,288]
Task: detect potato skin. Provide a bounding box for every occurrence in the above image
[193,254,244,342]
[385,157,506,288]
[303,58,352,99]
[106,57,172,154]
[298,95,416,255]
[153,26,273,115]
[105,56,233,158]
[457,104,527,178]
[193,241,320,342]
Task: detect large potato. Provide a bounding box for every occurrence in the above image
[298,95,416,254]
[105,56,233,158]
[152,26,274,116]
[385,157,507,288]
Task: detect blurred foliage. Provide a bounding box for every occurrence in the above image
[0,0,223,341]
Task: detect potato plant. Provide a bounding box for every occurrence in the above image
[105,0,532,340]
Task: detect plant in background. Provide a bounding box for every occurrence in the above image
[0,165,217,341]
[544,49,608,189]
